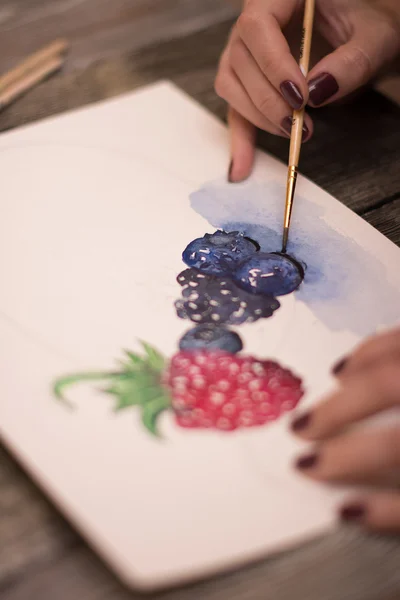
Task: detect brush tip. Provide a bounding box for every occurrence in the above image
[282,228,289,253]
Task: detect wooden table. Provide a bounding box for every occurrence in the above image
[1,3,400,599]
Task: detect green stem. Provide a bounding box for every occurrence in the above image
[53,371,122,409]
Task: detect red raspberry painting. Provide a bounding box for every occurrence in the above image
[54,343,304,437]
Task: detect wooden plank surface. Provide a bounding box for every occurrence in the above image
[0,0,240,74]
[1,3,400,600]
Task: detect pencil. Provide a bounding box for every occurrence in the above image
[0,39,69,93]
[0,55,65,112]
[282,0,315,253]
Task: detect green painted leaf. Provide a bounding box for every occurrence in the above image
[104,368,171,411]
[53,372,120,407]
[121,350,145,371]
[140,341,166,373]
[141,394,171,437]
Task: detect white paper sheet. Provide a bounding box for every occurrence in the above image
[0,81,399,591]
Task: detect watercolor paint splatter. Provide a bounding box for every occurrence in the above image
[54,343,304,436]
[53,212,306,438]
[190,179,400,335]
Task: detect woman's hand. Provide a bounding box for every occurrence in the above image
[291,327,400,532]
[215,0,400,182]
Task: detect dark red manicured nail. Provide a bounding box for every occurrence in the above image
[308,72,339,106]
[228,160,233,182]
[340,503,366,523]
[280,81,304,110]
[281,116,309,141]
[332,357,348,376]
[295,453,319,470]
[291,411,312,432]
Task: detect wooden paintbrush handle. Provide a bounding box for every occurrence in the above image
[0,55,64,112]
[0,39,69,93]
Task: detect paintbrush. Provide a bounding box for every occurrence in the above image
[282,0,315,253]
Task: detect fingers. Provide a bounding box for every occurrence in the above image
[227,108,256,183]
[291,359,400,441]
[340,492,400,532]
[237,0,308,108]
[216,46,288,137]
[295,427,400,485]
[333,328,400,379]
[308,11,400,106]
[215,20,314,183]
[229,35,312,141]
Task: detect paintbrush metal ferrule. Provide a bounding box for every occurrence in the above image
[282,165,298,253]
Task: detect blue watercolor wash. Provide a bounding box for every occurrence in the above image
[190,178,400,335]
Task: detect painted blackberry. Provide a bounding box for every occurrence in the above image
[175,268,280,325]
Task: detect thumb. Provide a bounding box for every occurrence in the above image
[307,14,400,106]
[228,107,256,183]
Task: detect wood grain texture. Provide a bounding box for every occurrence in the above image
[1,3,400,600]
[0,447,78,588]
[363,197,400,245]
[0,0,240,74]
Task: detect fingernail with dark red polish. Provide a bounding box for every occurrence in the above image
[332,357,348,376]
[340,503,366,523]
[308,72,339,106]
[228,160,233,183]
[280,81,304,110]
[281,116,309,141]
[291,411,312,432]
[295,453,319,470]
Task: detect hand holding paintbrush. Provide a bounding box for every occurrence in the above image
[220,0,400,185]
[0,39,69,112]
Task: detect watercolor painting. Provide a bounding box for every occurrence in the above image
[3,82,400,591]
[54,229,305,436]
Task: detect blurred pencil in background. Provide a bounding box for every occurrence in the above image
[0,39,69,111]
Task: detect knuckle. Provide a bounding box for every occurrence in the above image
[383,428,400,467]
[372,361,400,399]
[237,6,259,39]
[343,45,373,81]
[257,90,275,116]
[229,38,244,66]
[214,71,229,99]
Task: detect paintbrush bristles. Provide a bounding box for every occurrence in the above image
[281,0,315,252]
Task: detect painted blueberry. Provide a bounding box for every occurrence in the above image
[233,252,304,296]
[182,230,258,276]
[175,268,280,325]
[179,325,243,354]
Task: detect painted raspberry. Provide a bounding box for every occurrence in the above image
[164,350,304,431]
[182,230,258,275]
[54,344,304,437]
[175,268,280,325]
